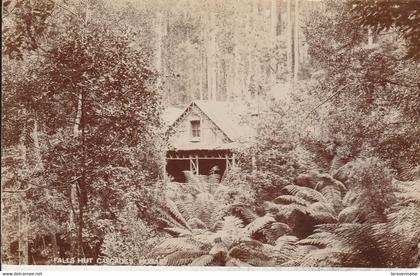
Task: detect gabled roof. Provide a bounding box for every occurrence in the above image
[165,100,255,143]
[193,100,254,141]
[161,106,183,126]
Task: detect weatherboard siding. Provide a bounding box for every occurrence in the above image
[169,106,227,149]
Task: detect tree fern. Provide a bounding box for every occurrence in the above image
[152,237,206,257]
[271,235,298,264]
[260,222,292,244]
[273,194,309,206]
[165,250,207,266]
[189,254,215,266]
[283,185,327,203]
[162,197,191,230]
[244,214,275,237]
[338,206,359,223]
[264,201,307,219]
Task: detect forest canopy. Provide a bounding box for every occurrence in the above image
[1,0,419,268]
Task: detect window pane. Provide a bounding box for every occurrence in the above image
[191,120,200,137]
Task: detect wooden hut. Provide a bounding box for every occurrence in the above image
[163,101,254,182]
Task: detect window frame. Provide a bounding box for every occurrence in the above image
[190,120,201,139]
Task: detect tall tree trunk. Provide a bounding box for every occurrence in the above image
[77,90,87,258]
[72,92,82,256]
[50,232,59,259]
[293,0,299,89]
[155,11,163,82]
[199,23,204,100]
[367,27,373,46]
[32,119,43,171]
[17,126,29,264]
[271,0,278,41]
[207,11,217,101]
[286,0,294,93]
[233,13,241,100]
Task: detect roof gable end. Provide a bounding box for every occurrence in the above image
[168,101,233,142]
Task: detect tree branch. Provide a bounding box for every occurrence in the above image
[302,83,352,123]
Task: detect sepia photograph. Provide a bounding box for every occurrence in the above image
[1,0,419,273]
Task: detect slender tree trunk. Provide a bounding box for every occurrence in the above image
[74,94,82,139]
[155,11,163,86]
[367,27,373,46]
[17,125,29,264]
[18,203,21,265]
[286,0,292,79]
[271,0,277,41]
[77,90,87,258]
[293,0,299,89]
[51,232,59,259]
[207,11,217,101]
[72,92,82,256]
[32,119,43,171]
[233,15,241,100]
[285,0,294,94]
[199,24,204,100]
[212,12,217,101]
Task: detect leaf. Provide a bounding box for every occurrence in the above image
[338,206,359,223]
[283,185,327,203]
[244,215,275,237]
[152,237,203,256]
[165,197,191,230]
[189,254,214,266]
[164,227,192,236]
[165,250,206,266]
[264,201,306,218]
[273,194,309,206]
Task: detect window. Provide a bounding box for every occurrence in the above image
[191,120,201,138]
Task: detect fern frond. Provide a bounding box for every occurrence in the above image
[283,185,327,203]
[244,215,275,237]
[226,204,257,225]
[209,240,228,255]
[215,216,244,232]
[394,179,420,205]
[282,245,318,266]
[342,189,359,206]
[273,195,309,206]
[275,235,298,245]
[195,192,216,227]
[165,250,206,266]
[175,201,193,221]
[165,197,191,230]
[320,185,342,206]
[314,172,347,192]
[164,227,193,236]
[261,222,292,244]
[338,206,359,223]
[329,156,348,177]
[228,240,273,266]
[184,171,201,186]
[152,237,204,256]
[264,201,307,218]
[306,202,337,223]
[272,235,298,263]
[397,162,420,181]
[187,217,207,230]
[189,254,215,266]
[158,208,189,230]
[297,231,334,247]
[386,205,420,236]
[299,247,345,267]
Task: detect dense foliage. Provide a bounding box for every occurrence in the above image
[2,0,419,268]
[2,0,163,264]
